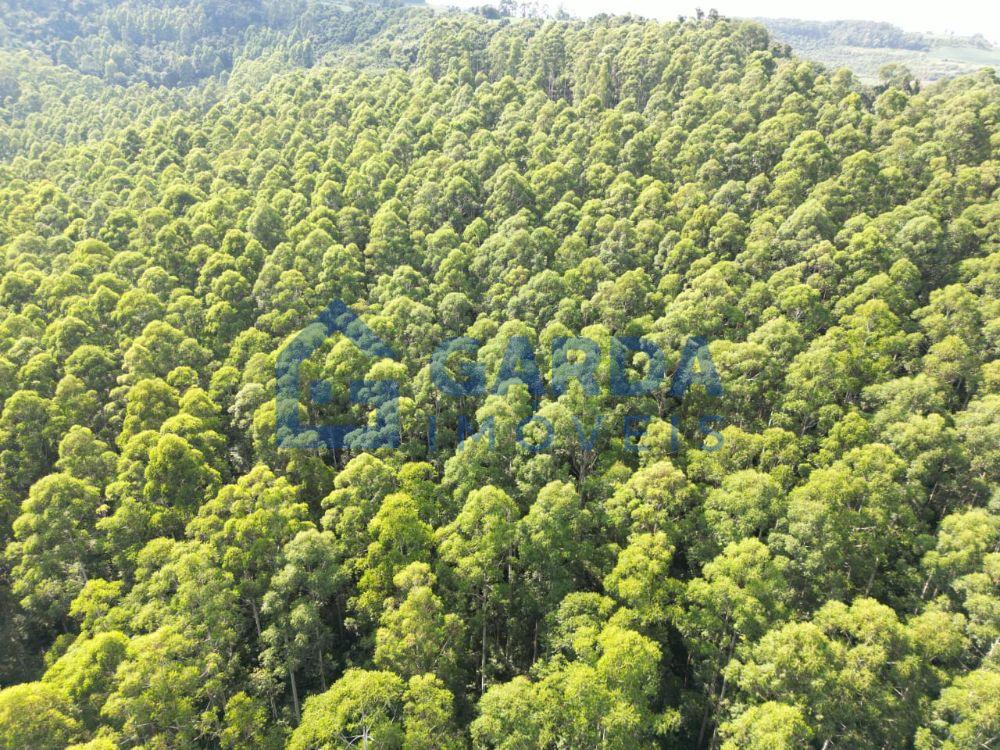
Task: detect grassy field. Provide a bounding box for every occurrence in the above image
[759,18,1000,83]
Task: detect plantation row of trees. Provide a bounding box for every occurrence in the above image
[0,3,997,748]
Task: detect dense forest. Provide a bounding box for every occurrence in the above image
[0,0,430,86]
[0,1,998,748]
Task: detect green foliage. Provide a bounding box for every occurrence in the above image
[0,3,998,749]
[0,681,81,750]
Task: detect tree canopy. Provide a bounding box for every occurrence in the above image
[0,2,998,749]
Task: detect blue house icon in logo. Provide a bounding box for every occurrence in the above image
[275,299,401,451]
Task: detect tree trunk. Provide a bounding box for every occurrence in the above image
[481,588,488,694]
[317,640,327,691]
[697,697,712,748]
[250,600,278,719]
[532,619,539,665]
[290,663,300,724]
[250,599,262,638]
[708,674,729,750]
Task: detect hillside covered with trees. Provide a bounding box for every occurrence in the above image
[0,0,431,86]
[760,18,1000,83]
[0,2,998,749]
